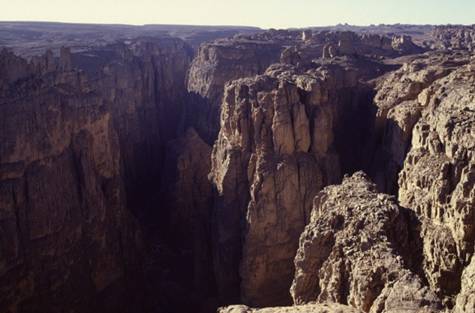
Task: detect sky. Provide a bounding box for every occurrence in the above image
[1,0,474,29]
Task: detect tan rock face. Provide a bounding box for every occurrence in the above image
[186,30,421,143]
[210,56,385,306]
[371,52,470,193]
[291,172,442,313]
[454,255,475,313]
[432,26,475,51]
[219,303,363,313]
[187,38,286,142]
[398,63,475,304]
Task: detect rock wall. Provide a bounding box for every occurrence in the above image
[187,37,288,142]
[219,303,362,313]
[210,55,386,306]
[371,52,470,194]
[398,61,475,305]
[2,28,474,313]
[0,38,196,313]
[0,50,142,313]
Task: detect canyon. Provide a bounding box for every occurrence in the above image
[0,23,474,313]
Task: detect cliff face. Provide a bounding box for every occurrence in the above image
[371,52,470,194]
[398,62,475,305]
[213,30,474,313]
[187,30,422,143]
[0,38,196,313]
[210,56,389,306]
[187,34,291,142]
[0,49,142,313]
[79,38,193,216]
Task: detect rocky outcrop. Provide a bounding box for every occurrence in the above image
[291,172,442,313]
[432,26,475,51]
[398,62,475,305]
[219,303,362,313]
[371,51,470,194]
[187,36,290,142]
[186,30,421,143]
[0,49,142,313]
[209,55,389,307]
[453,255,475,313]
[2,26,474,313]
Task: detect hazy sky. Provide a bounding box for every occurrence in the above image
[1,0,474,28]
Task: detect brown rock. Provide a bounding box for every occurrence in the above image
[210,57,387,306]
[398,62,475,304]
[219,303,363,313]
[291,172,442,313]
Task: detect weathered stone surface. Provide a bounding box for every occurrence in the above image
[371,52,470,193]
[291,172,442,313]
[453,255,475,313]
[0,49,143,313]
[210,55,388,307]
[398,62,475,305]
[0,37,196,313]
[187,30,420,143]
[2,25,475,313]
[187,36,289,142]
[219,303,362,313]
[432,26,475,51]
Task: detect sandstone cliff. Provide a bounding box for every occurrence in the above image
[210,55,391,306]
[371,51,470,194]
[0,49,142,313]
[398,61,475,306]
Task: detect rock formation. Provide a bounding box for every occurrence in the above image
[219,303,362,313]
[454,255,475,313]
[0,49,143,313]
[1,26,474,313]
[187,34,292,142]
[291,172,442,313]
[432,26,475,51]
[210,53,394,306]
[371,51,470,193]
[0,37,197,313]
[398,61,475,306]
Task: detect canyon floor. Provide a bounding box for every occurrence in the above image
[0,23,474,313]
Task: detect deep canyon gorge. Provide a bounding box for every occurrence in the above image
[0,23,474,313]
